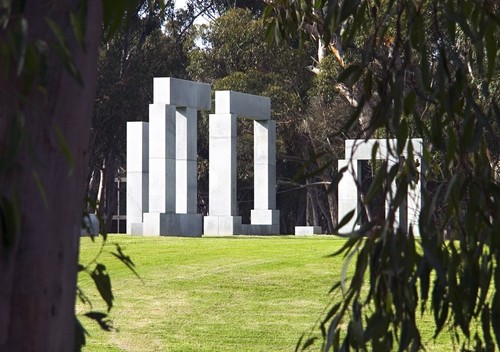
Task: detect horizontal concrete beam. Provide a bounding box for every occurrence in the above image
[215,90,270,120]
[345,138,423,160]
[153,77,211,110]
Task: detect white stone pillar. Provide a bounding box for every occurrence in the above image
[142,77,211,236]
[251,120,279,232]
[126,122,149,235]
[204,113,241,235]
[176,107,198,214]
[147,104,176,213]
[337,159,359,233]
[204,90,279,236]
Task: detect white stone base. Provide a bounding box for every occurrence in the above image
[241,224,280,235]
[250,209,280,225]
[130,223,144,236]
[204,215,280,235]
[142,212,202,237]
[294,226,322,236]
[203,216,242,236]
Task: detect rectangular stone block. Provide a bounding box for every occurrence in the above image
[143,212,180,236]
[127,122,149,172]
[209,135,237,216]
[153,77,211,110]
[209,114,237,137]
[126,171,148,233]
[338,160,357,201]
[203,216,241,235]
[243,224,279,235]
[254,120,276,164]
[203,216,219,235]
[176,107,198,161]
[251,209,280,225]
[130,223,143,236]
[215,91,270,120]
[177,214,203,237]
[149,158,175,213]
[254,163,276,210]
[176,159,197,214]
[295,226,322,236]
[149,104,176,159]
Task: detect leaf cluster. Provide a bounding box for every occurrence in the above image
[267,0,500,350]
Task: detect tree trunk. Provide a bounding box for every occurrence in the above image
[104,154,118,233]
[0,1,102,350]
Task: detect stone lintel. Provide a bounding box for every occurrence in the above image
[215,90,270,120]
[153,77,211,110]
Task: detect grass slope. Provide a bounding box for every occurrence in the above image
[77,235,342,351]
[77,235,453,351]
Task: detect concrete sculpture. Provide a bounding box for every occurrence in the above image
[203,91,280,235]
[127,78,279,236]
[337,138,423,235]
[127,77,211,236]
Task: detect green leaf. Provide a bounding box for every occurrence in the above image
[90,264,114,312]
[335,209,355,233]
[45,17,82,85]
[54,125,74,176]
[339,0,360,24]
[432,280,448,337]
[491,291,500,347]
[15,17,28,76]
[484,23,496,80]
[418,260,431,314]
[31,170,48,209]
[0,112,25,174]
[337,64,363,86]
[364,162,386,204]
[70,12,85,50]
[364,311,388,341]
[0,195,21,248]
[481,306,494,352]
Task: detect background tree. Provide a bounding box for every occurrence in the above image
[188,8,327,232]
[87,4,194,232]
[267,0,500,350]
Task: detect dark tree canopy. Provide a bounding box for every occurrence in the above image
[266,0,500,350]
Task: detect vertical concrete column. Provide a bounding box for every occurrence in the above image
[126,122,149,235]
[133,77,210,237]
[209,113,237,215]
[176,107,198,214]
[204,113,241,235]
[250,120,279,231]
[148,104,176,213]
[337,159,359,233]
[204,90,279,235]
[253,120,276,209]
[143,104,177,236]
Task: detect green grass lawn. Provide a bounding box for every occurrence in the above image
[77,235,454,351]
[77,235,341,351]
